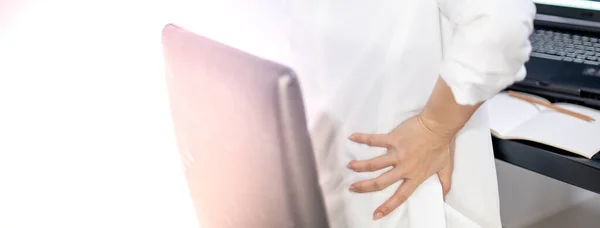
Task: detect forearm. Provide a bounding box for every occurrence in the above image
[419,77,482,138]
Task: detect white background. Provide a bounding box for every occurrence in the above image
[0,1,291,227]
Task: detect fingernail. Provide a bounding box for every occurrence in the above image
[346,162,353,169]
[348,134,356,140]
[349,185,357,192]
[373,212,384,220]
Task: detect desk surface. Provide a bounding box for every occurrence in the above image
[492,136,600,194]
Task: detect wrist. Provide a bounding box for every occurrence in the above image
[418,77,482,138]
[417,113,461,139]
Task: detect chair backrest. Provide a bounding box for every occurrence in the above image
[161,24,328,228]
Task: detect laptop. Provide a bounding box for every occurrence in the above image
[161,24,329,228]
[511,0,600,109]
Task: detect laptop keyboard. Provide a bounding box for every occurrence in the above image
[531,29,600,65]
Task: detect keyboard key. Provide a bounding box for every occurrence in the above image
[577,55,586,59]
[575,59,584,63]
[587,56,598,61]
[564,57,574,62]
[531,52,563,61]
[585,51,594,55]
[585,60,600,65]
[566,53,576,57]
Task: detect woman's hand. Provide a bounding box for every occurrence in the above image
[347,114,456,220]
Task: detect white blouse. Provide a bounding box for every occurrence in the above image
[437,0,535,105]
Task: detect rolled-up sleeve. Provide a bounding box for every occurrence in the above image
[438,0,536,105]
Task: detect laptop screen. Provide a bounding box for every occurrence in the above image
[535,0,600,11]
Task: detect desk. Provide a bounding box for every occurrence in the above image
[492,136,600,194]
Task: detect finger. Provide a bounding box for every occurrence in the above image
[349,169,400,193]
[349,133,391,148]
[373,179,420,220]
[347,154,395,172]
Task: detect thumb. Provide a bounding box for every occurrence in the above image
[438,161,453,197]
[438,138,456,198]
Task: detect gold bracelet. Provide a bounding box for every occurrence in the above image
[417,115,450,139]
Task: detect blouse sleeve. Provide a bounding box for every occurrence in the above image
[437,0,536,105]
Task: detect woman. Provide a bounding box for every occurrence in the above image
[284,0,535,227]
